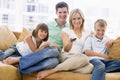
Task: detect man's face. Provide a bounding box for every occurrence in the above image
[56,7,68,22]
[95,26,106,40]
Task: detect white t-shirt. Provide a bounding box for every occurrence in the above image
[16,36,45,56]
[62,28,90,54]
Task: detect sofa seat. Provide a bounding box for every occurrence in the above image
[0,62,20,80]
[0,26,120,80]
[22,71,120,80]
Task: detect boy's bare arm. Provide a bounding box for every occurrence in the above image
[84,50,110,59]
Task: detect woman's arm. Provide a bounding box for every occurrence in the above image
[61,31,73,52]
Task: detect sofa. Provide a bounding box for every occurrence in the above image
[0,26,120,80]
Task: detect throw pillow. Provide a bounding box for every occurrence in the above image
[108,36,120,60]
[18,27,31,42]
[0,26,18,50]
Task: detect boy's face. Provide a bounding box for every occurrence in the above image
[95,26,106,40]
[56,7,69,22]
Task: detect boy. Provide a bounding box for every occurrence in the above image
[83,19,120,80]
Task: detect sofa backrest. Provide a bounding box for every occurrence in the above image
[0,26,31,50]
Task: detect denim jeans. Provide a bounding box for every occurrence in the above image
[90,59,120,80]
[8,44,21,57]
[18,46,59,74]
[0,45,21,60]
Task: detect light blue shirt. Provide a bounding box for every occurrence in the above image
[83,35,110,60]
[47,19,69,50]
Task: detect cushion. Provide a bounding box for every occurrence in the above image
[0,62,20,80]
[18,28,31,42]
[108,36,120,60]
[0,26,18,50]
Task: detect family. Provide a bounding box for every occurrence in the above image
[0,1,120,80]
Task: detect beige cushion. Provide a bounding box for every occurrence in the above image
[18,28,31,42]
[108,36,120,60]
[0,62,20,80]
[0,26,18,50]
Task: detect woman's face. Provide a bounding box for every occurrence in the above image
[37,29,47,40]
[71,13,82,28]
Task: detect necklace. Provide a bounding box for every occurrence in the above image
[74,31,82,38]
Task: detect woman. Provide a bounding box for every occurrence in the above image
[37,8,93,80]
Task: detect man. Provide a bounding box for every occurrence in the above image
[47,1,69,50]
[36,2,69,80]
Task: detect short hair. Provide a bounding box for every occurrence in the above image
[55,2,69,11]
[32,23,49,41]
[94,19,107,29]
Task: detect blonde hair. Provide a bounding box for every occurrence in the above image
[94,19,107,29]
[69,8,85,32]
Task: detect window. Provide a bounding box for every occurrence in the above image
[39,3,48,13]
[27,0,35,3]
[2,14,8,23]
[27,5,35,12]
[2,0,15,9]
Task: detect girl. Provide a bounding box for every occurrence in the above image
[0,23,59,65]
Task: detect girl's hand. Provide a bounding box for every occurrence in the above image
[41,42,50,48]
[49,43,61,51]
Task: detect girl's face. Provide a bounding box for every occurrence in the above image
[71,13,82,29]
[95,26,106,40]
[56,7,68,22]
[37,29,47,40]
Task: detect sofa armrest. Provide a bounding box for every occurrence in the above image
[13,32,21,39]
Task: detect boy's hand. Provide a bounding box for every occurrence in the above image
[105,39,114,49]
[100,54,111,59]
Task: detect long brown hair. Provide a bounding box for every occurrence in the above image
[32,23,49,41]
